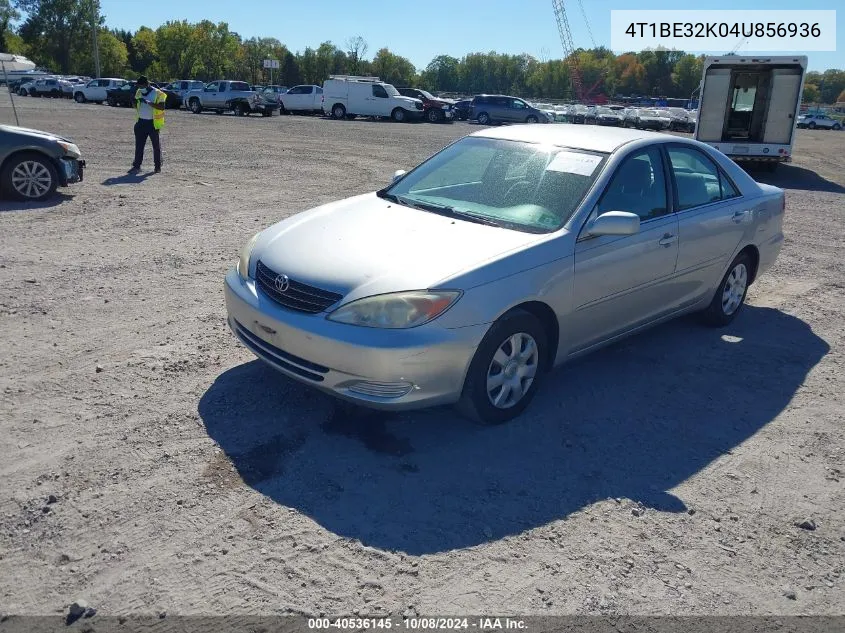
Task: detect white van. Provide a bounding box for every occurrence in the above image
[322,75,424,122]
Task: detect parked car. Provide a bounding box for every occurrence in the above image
[73,78,127,104]
[279,84,324,114]
[397,88,454,123]
[584,106,598,125]
[185,80,278,117]
[686,109,698,133]
[568,104,589,124]
[796,113,841,130]
[0,124,85,201]
[164,80,204,107]
[261,85,289,107]
[322,75,424,122]
[631,108,671,131]
[594,106,623,126]
[26,77,70,98]
[470,95,552,125]
[552,105,569,122]
[106,82,181,109]
[666,107,692,132]
[452,99,472,121]
[226,125,784,424]
[17,79,37,96]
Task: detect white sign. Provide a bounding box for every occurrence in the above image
[263,59,280,69]
[610,10,836,52]
[545,152,603,177]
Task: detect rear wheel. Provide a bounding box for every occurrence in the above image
[331,104,346,120]
[701,253,751,327]
[1,152,59,201]
[107,96,116,107]
[808,121,816,129]
[526,115,538,124]
[189,99,202,114]
[833,123,842,131]
[234,103,247,116]
[457,310,547,425]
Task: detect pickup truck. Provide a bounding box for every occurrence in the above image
[185,80,279,117]
[73,78,127,104]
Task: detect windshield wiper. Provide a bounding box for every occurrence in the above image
[400,199,503,227]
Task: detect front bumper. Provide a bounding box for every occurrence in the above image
[224,269,487,410]
[59,157,84,186]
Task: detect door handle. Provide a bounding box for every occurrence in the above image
[658,233,677,247]
[732,210,747,223]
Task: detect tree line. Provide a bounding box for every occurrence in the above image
[2,0,844,103]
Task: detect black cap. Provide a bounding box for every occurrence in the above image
[137,75,149,86]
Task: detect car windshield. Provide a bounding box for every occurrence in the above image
[383,84,399,97]
[596,107,613,115]
[380,137,606,234]
[419,90,435,100]
[641,109,661,117]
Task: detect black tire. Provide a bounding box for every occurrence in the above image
[235,103,247,117]
[331,103,346,120]
[457,310,548,425]
[426,108,440,123]
[526,115,538,124]
[833,123,842,131]
[701,253,752,327]
[345,113,356,120]
[391,108,407,123]
[107,96,116,107]
[477,111,490,125]
[74,92,85,103]
[262,110,272,117]
[1,152,59,202]
[808,122,816,129]
[189,99,202,114]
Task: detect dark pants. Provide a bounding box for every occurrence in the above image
[133,119,161,169]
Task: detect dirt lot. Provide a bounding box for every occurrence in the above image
[1,95,844,617]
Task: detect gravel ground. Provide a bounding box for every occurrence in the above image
[1,96,844,617]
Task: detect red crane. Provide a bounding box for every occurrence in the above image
[552,0,605,103]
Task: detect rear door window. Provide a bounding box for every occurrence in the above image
[666,146,730,209]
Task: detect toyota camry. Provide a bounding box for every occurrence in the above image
[224,125,784,424]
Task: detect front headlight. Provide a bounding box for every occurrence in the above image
[57,141,81,157]
[237,232,261,279]
[327,291,461,329]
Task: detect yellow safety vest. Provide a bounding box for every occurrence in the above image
[135,87,166,130]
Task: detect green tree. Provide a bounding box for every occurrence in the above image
[422,55,459,91]
[672,54,703,98]
[1,0,19,52]
[130,26,157,74]
[73,27,126,76]
[15,0,102,73]
[345,35,367,75]
[370,47,416,86]
[817,69,845,104]
[802,83,820,103]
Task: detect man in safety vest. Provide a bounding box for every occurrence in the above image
[129,75,166,174]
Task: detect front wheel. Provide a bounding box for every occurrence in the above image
[189,99,202,114]
[1,152,59,201]
[526,115,538,124]
[808,122,816,129]
[426,108,441,123]
[391,108,407,122]
[833,123,842,131]
[457,310,548,425]
[234,103,247,116]
[107,96,116,107]
[701,253,751,327]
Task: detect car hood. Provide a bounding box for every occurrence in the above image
[395,95,422,106]
[252,193,542,301]
[0,124,70,143]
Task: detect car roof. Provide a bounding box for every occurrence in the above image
[470,125,669,153]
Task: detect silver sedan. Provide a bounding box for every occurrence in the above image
[225,125,785,424]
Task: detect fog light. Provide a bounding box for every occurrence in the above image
[346,381,414,398]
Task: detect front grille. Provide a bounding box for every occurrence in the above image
[256,261,342,314]
[347,381,414,399]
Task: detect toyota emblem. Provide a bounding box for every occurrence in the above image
[274,274,290,293]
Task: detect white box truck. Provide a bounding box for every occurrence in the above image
[322,75,424,122]
[695,55,807,171]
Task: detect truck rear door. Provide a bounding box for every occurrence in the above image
[696,68,732,142]
[762,68,802,144]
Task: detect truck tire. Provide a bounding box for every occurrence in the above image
[74,92,86,103]
[189,99,203,114]
[331,104,346,120]
[234,103,247,116]
[391,108,407,122]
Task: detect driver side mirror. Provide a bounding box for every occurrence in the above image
[585,211,640,237]
[392,169,407,182]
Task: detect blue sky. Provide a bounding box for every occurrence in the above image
[100,0,842,71]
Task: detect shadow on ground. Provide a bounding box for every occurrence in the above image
[749,163,845,194]
[101,173,153,186]
[0,192,73,211]
[199,306,828,555]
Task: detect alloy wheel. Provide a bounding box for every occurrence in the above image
[486,332,539,409]
[721,263,748,315]
[11,160,53,199]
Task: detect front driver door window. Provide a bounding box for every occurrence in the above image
[571,146,681,350]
